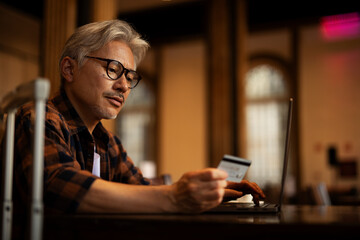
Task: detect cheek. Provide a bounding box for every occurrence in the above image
[123,90,131,101]
[78,64,106,86]
[83,73,108,93]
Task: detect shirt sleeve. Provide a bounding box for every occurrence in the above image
[14,105,97,214]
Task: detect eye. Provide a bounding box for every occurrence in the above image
[107,61,123,79]
[108,67,117,73]
[126,71,140,81]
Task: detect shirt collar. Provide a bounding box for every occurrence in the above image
[50,88,110,144]
[50,87,87,134]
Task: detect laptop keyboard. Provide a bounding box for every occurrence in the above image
[207,201,279,213]
[225,202,272,208]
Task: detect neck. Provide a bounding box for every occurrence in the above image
[64,86,99,134]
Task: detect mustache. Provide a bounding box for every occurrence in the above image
[103,91,125,102]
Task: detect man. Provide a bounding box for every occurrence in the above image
[11,19,264,214]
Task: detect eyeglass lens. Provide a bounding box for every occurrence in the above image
[107,60,140,88]
[107,61,123,80]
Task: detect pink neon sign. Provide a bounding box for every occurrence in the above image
[321,12,360,40]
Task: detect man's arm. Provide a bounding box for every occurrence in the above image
[78,168,228,213]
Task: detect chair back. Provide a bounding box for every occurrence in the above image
[1,78,50,240]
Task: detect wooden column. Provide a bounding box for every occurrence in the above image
[89,0,117,133]
[235,0,248,157]
[42,0,77,96]
[90,0,117,21]
[208,0,233,166]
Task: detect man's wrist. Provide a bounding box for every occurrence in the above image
[163,184,179,213]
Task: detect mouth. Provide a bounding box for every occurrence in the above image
[105,95,124,108]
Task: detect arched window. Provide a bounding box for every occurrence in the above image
[116,79,156,177]
[245,61,290,188]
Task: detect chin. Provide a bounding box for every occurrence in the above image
[106,114,118,120]
[93,106,119,120]
[101,111,118,120]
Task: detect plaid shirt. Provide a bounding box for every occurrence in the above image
[11,88,149,214]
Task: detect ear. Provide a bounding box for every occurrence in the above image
[60,57,77,83]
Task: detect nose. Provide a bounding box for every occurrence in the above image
[113,74,129,92]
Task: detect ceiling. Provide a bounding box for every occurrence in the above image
[1,0,359,44]
[118,1,360,44]
[1,0,359,24]
[0,0,43,18]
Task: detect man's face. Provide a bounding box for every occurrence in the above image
[67,40,135,123]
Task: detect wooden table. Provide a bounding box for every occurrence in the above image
[43,205,360,240]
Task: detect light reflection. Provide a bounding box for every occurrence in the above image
[321,12,360,40]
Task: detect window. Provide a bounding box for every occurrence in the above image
[116,79,156,178]
[245,63,289,188]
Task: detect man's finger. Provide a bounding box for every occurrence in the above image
[188,168,228,181]
[199,179,228,191]
[224,189,244,199]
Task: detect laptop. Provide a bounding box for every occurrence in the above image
[207,98,293,213]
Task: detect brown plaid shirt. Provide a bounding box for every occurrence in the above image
[11,88,149,214]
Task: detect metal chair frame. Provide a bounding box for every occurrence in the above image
[1,78,50,240]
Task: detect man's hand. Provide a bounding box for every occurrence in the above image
[169,168,228,213]
[224,180,266,205]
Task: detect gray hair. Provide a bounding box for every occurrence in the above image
[59,19,149,81]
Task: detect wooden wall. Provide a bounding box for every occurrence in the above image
[0,4,40,99]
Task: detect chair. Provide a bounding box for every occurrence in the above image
[312,182,332,205]
[1,78,50,240]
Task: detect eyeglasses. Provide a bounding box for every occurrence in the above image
[85,56,141,89]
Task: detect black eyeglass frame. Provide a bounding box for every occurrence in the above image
[85,56,141,89]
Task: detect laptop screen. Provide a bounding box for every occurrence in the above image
[277,98,293,210]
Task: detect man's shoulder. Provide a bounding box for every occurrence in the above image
[17,99,61,115]
[16,102,34,118]
[46,99,67,121]
[16,100,69,130]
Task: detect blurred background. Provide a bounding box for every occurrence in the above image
[0,0,359,205]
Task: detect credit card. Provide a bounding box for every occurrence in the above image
[217,155,251,182]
